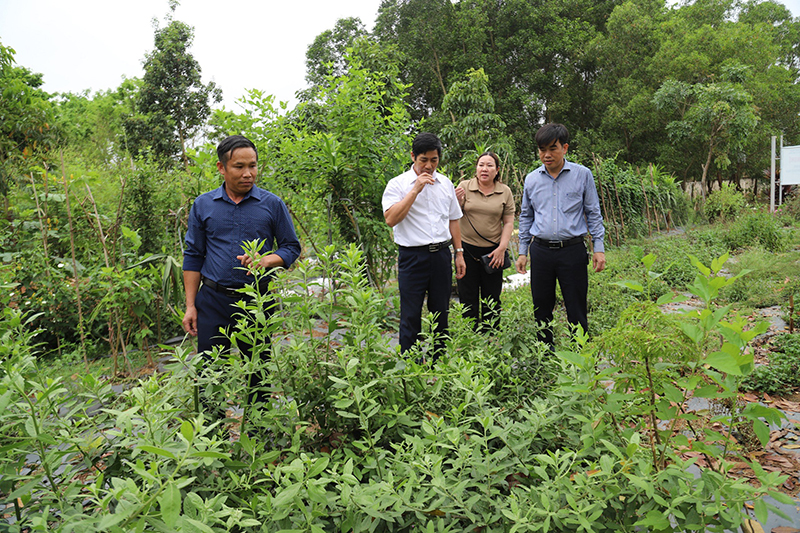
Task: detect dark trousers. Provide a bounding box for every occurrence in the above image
[196,285,274,409]
[457,243,503,330]
[529,241,589,347]
[398,246,452,355]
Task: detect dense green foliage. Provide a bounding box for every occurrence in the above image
[1,248,796,531]
[742,333,800,394]
[2,3,800,529]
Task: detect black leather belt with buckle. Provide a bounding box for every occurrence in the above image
[201,276,269,298]
[533,236,585,249]
[399,240,452,253]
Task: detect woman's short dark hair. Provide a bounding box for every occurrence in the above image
[476,151,502,182]
[411,132,442,158]
[217,135,258,167]
[534,123,569,148]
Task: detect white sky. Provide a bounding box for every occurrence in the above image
[1,0,798,112]
[0,0,380,110]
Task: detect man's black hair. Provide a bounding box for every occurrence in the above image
[217,135,258,167]
[412,132,442,158]
[535,123,569,148]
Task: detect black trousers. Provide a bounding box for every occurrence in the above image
[457,242,503,329]
[397,246,452,355]
[529,241,589,347]
[195,284,274,409]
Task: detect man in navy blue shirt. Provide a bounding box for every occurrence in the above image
[515,124,606,348]
[182,135,301,408]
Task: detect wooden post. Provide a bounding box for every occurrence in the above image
[640,175,653,237]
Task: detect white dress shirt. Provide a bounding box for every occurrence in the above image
[382,166,463,247]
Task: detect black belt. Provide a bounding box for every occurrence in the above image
[533,236,585,249]
[201,276,269,298]
[398,240,451,253]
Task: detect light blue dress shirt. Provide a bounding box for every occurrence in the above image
[518,160,605,255]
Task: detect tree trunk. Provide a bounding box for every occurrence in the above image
[700,144,713,200]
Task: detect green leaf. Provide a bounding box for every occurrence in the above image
[556,350,585,368]
[635,509,670,528]
[710,252,729,273]
[704,351,743,375]
[613,280,644,292]
[158,483,181,528]
[753,498,768,524]
[138,445,177,460]
[751,419,770,447]
[272,483,302,507]
[688,254,711,276]
[191,451,228,459]
[180,420,194,442]
[183,517,215,533]
[662,383,685,403]
[307,457,330,478]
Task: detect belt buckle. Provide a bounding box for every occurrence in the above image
[428,243,440,253]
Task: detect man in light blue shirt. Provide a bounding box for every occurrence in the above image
[515,123,606,347]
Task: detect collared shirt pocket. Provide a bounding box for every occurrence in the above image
[564,191,583,214]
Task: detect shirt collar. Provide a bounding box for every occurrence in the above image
[537,159,573,179]
[466,177,502,193]
[213,183,264,202]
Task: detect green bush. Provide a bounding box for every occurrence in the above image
[742,333,800,395]
[776,190,800,223]
[704,182,746,223]
[724,209,787,252]
[0,247,793,532]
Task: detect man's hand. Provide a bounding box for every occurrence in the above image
[592,252,606,273]
[236,253,284,274]
[182,305,198,337]
[515,255,528,275]
[454,253,466,279]
[413,172,435,194]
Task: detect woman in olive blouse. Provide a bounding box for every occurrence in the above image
[454,152,515,329]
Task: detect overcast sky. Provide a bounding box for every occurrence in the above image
[0,0,380,110]
[1,0,798,112]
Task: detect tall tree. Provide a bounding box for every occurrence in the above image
[305,17,369,88]
[653,76,759,196]
[0,41,58,212]
[125,9,221,168]
[55,79,140,166]
[430,68,511,175]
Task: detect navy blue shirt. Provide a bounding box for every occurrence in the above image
[183,184,301,287]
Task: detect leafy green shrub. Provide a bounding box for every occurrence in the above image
[724,210,787,252]
[742,334,800,395]
[593,157,690,245]
[704,182,746,222]
[776,190,800,223]
[1,247,793,532]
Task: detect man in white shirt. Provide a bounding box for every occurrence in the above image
[383,132,467,358]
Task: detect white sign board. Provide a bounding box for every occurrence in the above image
[781,145,800,185]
